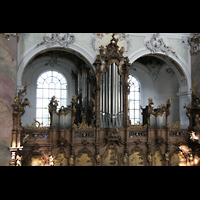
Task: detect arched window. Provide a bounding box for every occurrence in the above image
[128,75,140,125]
[36,70,67,126]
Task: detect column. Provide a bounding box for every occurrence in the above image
[177,90,192,127]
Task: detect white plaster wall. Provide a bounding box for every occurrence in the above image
[20,33,45,56]
[76,33,96,56]
[155,65,179,124]
[125,35,145,57]
[169,38,189,64]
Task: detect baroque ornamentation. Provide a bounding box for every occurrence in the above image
[36,33,75,48]
[92,33,130,54]
[129,122,147,130]
[145,33,179,59]
[146,60,162,81]
[24,119,49,130]
[182,33,200,54]
[167,121,188,129]
[166,68,175,77]
[73,121,93,130]
[181,76,188,86]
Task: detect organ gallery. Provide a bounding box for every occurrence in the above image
[1,33,200,166]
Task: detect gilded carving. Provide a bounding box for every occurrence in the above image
[69,155,74,166]
[103,147,119,166]
[76,153,93,166]
[28,156,44,166]
[73,121,93,130]
[24,119,49,131]
[54,152,68,166]
[129,122,148,130]
[123,152,128,165]
[147,151,152,163]
[171,151,186,166]
[129,151,145,166]
[48,155,54,166]
[96,153,101,165]
[167,121,188,129]
[152,150,163,166]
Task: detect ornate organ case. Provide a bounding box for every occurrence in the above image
[10,35,192,166]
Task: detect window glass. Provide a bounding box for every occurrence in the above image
[128,75,141,125]
[36,70,67,126]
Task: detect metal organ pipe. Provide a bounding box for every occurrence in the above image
[100,62,123,128]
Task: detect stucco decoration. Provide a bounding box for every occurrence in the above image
[36,33,75,48]
[145,33,179,59]
[92,33,130,54]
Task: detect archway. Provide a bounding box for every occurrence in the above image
[128,49,191,126]
[17,43,96,91]
[20,48,93,127]
[128,48,191,91]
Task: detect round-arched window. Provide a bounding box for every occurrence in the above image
[36,70,67,126]
[128,75,141,125]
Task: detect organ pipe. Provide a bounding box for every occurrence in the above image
[100,62,123,128]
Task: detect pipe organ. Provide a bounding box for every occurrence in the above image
[10,34,197,166]
[100,62,123,128]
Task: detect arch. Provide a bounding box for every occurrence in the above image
[17,42,96,89]
[128,47,191,91]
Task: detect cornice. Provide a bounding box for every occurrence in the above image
[128,33,191,39]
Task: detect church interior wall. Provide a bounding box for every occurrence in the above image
[20,33,45,57]
[0,33,196,166]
